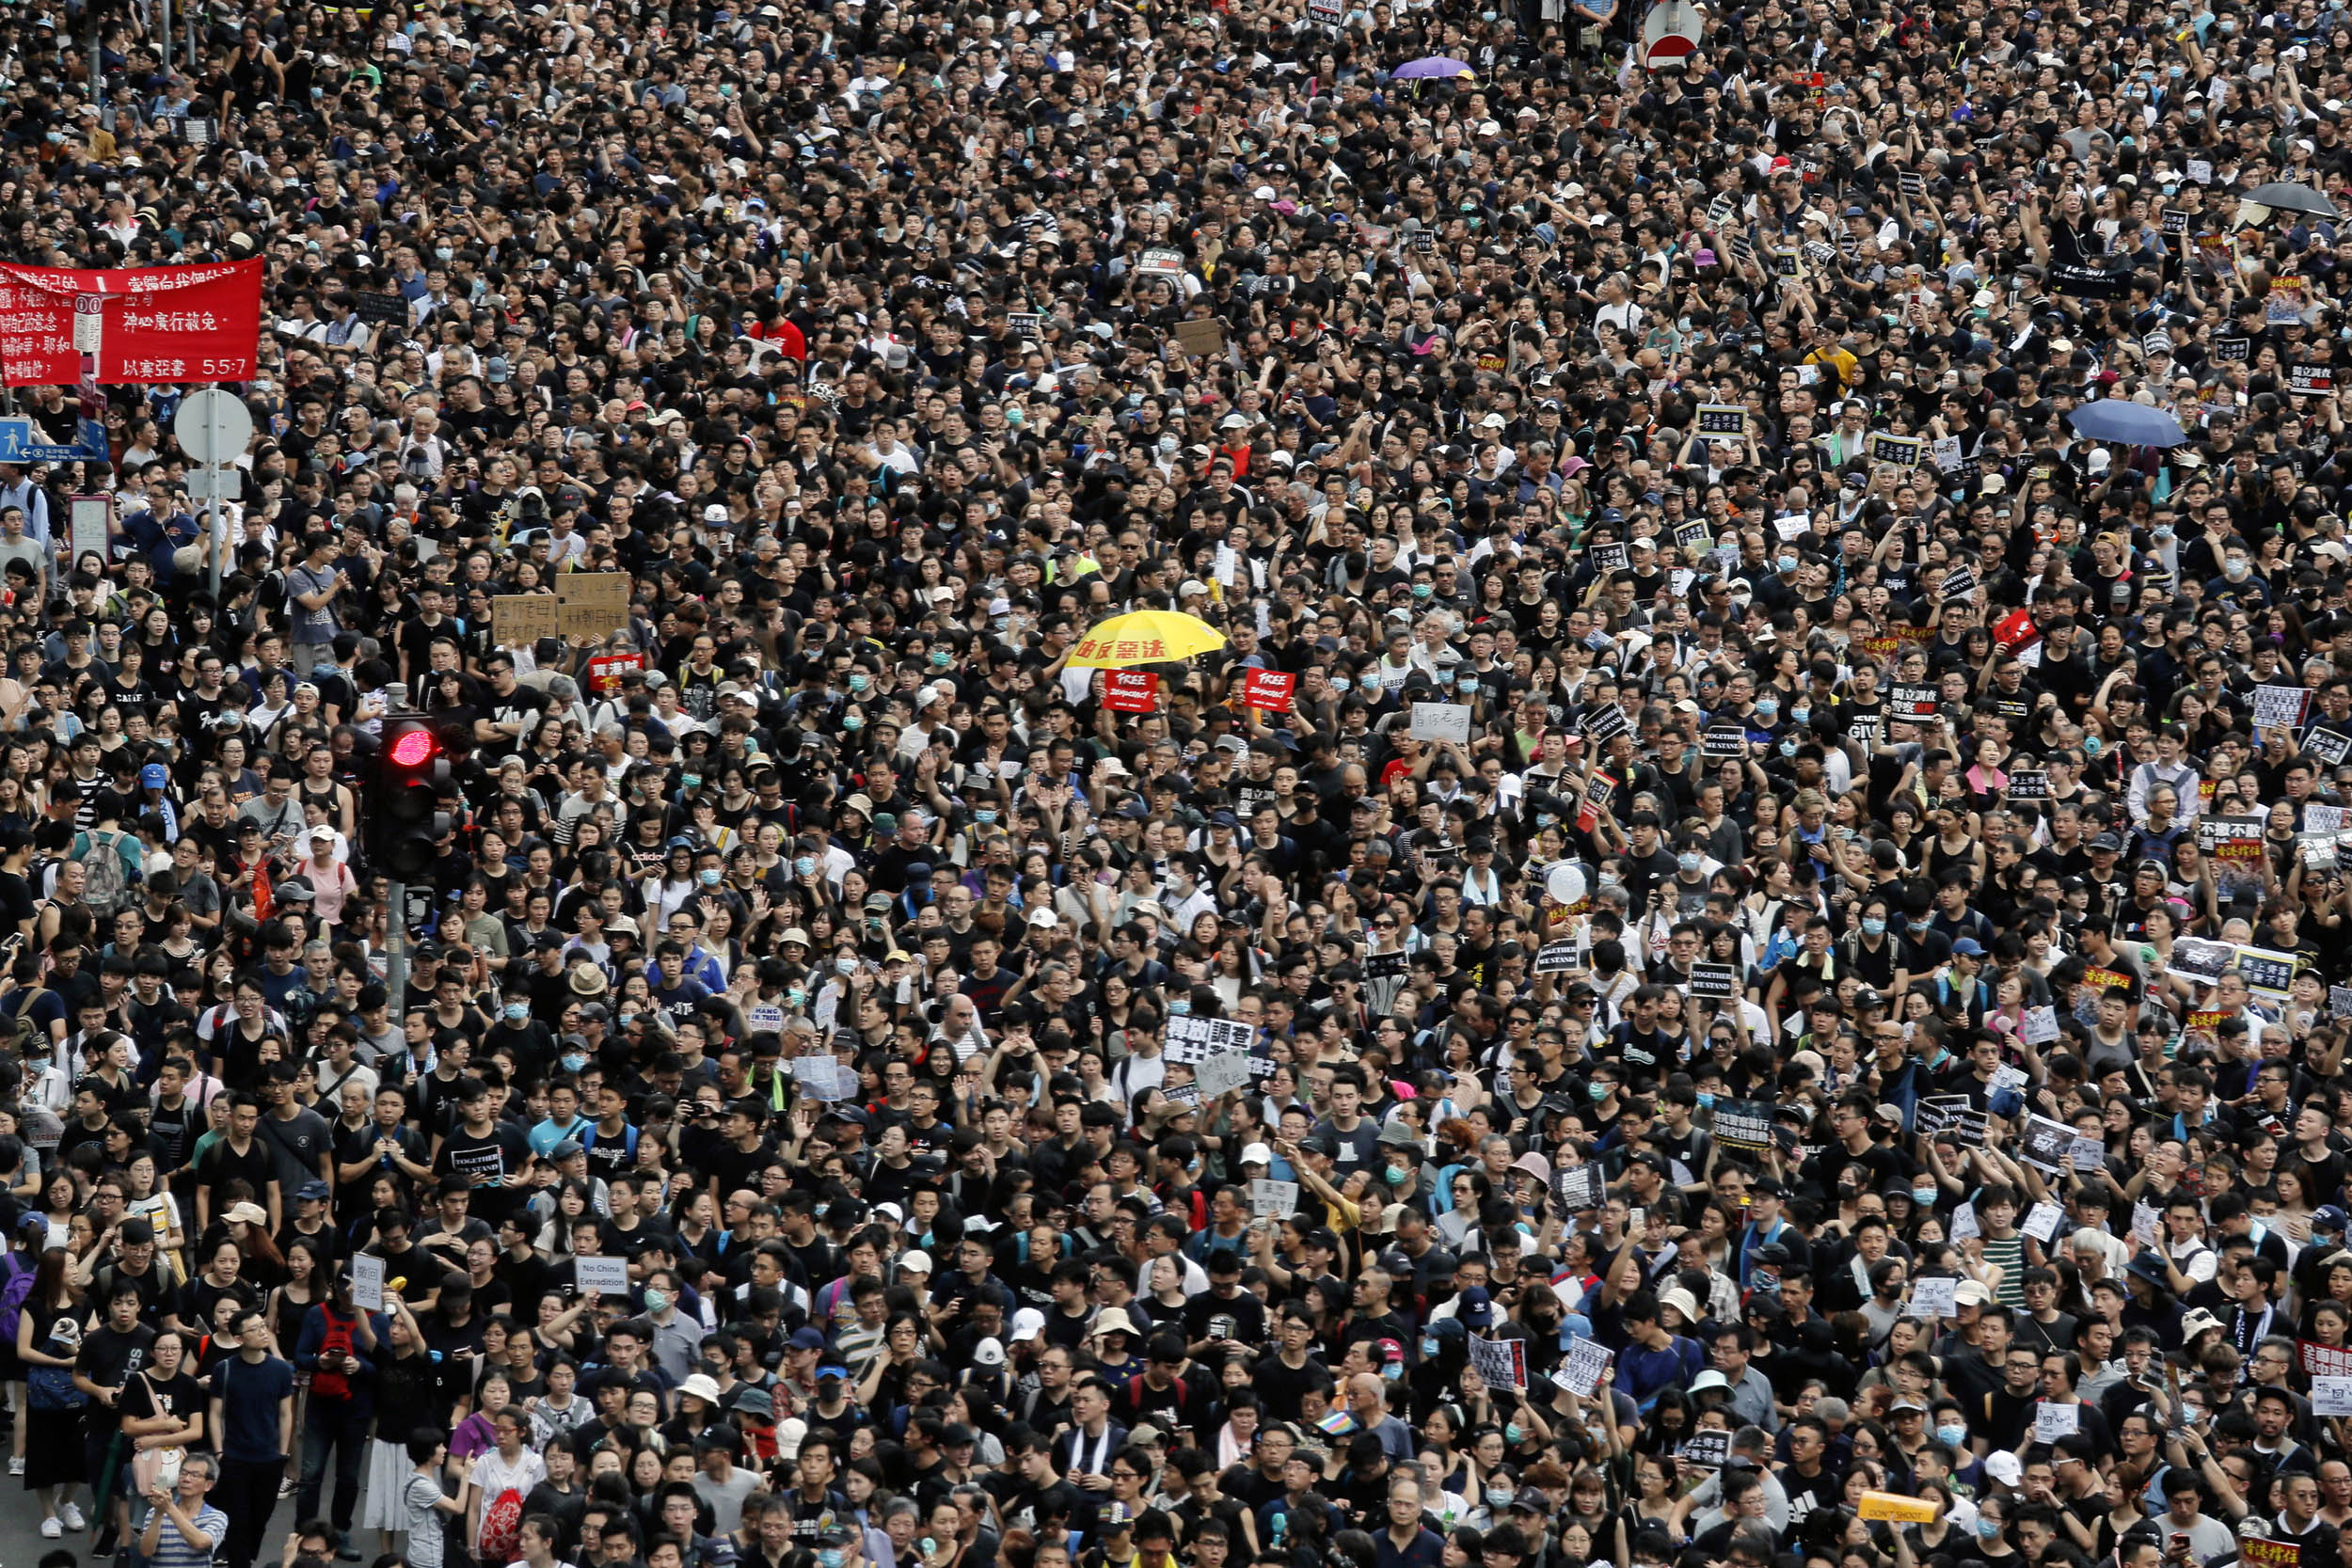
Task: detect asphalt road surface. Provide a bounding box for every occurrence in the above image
[0,1451,339,1568]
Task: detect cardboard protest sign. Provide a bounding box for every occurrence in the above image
[1689,963,1739,999]
[495,594,559,646]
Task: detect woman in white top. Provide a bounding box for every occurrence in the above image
[464,1405,547,1559]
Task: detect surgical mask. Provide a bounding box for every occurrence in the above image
[1332,677,1352,691]
[1412,582,1434,599]
[1678,852,1702,873]
[504,1003,527,1023]
[819,1552,848,1568]
[1756,699,1778,719]
[795,856,818,877]
[1589,1083,1609,1101]
[930,650,952,668]
[836,956,857,974]
[1863,917,1886,936]
[2225,558,2250,579]
[1780,738,1798,757]
[1503,1423,1524,1445]
[1487,1487,1515,1509]
[1386,1164,1411,1186]
[436,246,454,262]
[845,716,864,731]
[1790,706,1809,724]
[699,868,723,886]
[1776,553,1799,572]
[1422,1337,1441,1358]
[1977,1520,2003,1542]
[787,989,806,1007]
[976,809,997,824]
[1695,1092,1716,1110]
[561,1053,589,1073]
[1169,999,1192,1016]
[1936,1422,1968,1448]
[1382,1359,1404,1380]
[644,1289,669,1314]
[849,673,869,692]
[1915,1186,1939,1206]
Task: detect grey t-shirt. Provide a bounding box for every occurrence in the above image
[693,1465,761,1536]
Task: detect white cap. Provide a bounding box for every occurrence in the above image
[1242,1143,1274,1166]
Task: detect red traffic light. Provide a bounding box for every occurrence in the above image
[387,728,437,768]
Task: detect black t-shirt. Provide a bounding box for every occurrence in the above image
[432,1119,535,1225]
[78,1320,157,1391]
[198,1134,281,1208]
[120,1367,203,1438]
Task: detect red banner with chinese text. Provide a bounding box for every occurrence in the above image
[0,260,264,385]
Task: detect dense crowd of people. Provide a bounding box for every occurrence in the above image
[2,3,2352,1568]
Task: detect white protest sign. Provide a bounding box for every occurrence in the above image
[1909,1276,1958,1320]
[1195,1051,1254,1099]
[1949,1201,1981,1243]
[1410,702,1473,744]
[576,1255,630,1295]
[2023,1201,2066,1244]
[2312,1376,2352,1418]
[1165,1014,1257,1065]
[350,1252,386,1311]
[2021,1006,2060,1045]
[2132,1200,2162,1246]
[2034,1402,2081,1442]
[747,1002,786,1036]
[792,1055,860,1101]
[1250,1179,1299,1219]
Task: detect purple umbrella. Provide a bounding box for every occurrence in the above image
[1393,55,1475,78]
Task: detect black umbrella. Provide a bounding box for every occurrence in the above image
[2244,181,2341,220]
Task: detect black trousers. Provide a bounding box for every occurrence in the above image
[215,1455,286,1568]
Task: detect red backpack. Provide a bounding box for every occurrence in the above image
[310,1305,358,1400]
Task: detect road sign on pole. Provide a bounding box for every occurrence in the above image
[176,389,252,603]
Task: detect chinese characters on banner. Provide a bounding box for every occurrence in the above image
[0,260,264,386]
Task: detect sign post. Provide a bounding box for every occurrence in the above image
[175,388,253,603]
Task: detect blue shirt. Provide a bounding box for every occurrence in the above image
[208,1353,295,1462]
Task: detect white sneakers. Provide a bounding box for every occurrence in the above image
[40,1516,61,1538]
[58,1501,85,1530]
[9,1455,24,1475]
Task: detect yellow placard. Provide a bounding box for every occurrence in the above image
[493,594,557,647]
[556,572,630,640]
[1858,1493,1941,1524]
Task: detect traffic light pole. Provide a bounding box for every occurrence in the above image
[387,880,408,1021]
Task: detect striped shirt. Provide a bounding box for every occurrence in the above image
[149,1502,230,1568]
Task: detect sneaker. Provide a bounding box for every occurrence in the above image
[40,1517,61,1539]
[279,1475,297,1498]
[9,1455,24,1475]
[59,1501,85,1530]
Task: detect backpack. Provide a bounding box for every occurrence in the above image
[74,829,135,917]
[310,1304,358,1400]
[0,1252,37,1349]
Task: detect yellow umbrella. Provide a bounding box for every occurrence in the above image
[1065,609,1228,668]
